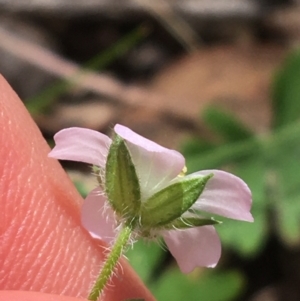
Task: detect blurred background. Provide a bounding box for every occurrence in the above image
[2,0,300,300]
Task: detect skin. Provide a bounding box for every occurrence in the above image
[0,76,156,301]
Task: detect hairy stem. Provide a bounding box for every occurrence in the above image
[88,223,133,300]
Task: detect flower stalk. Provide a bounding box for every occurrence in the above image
[88,223,133,300]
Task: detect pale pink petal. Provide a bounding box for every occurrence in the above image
[81,188,116,243]
[163,226,221,273]
[49,127,111,167]
[114,124,185,200]
[191,170,253,222]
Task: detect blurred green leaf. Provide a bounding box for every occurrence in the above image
[276,195,300,246]
[126,240,164,283]
[275,138,300,197]
[150,269,244,301]
[217,158,268,256]
[73,181,89,198]
[182,139,215,158]
[235,158,265,206]
[272,48,300,128]
[185,138,259,172]
[273,139,300,246]
[217,205,267,256]
[202,106,253,142]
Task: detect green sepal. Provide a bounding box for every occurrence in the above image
[105,135,141,218]
[140,174,213,228]
[167,216,221,230]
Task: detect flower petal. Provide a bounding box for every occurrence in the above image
[81,188,116,243]
[49,127,111,167]
[191,170,253,222]
[163,226,221,273]
[114,124,185,200]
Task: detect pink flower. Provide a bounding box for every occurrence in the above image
[49,124,253,273]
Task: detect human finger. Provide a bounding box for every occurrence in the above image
[0,76,155,301]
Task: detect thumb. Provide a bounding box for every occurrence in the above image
[0,75,155,301]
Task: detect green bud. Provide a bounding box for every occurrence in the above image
[140,174,213,228]
[105,135,141,218]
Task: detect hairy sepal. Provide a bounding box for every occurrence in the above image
[167,217,221,230]
[105,135,141,218]
[140,174,213,228]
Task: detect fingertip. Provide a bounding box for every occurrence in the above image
[0,76,155,300]
[0,291,86,301]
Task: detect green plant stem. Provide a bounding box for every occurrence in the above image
[27,25,149,114]
[187,120,300,172]
[88,223,133,300]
